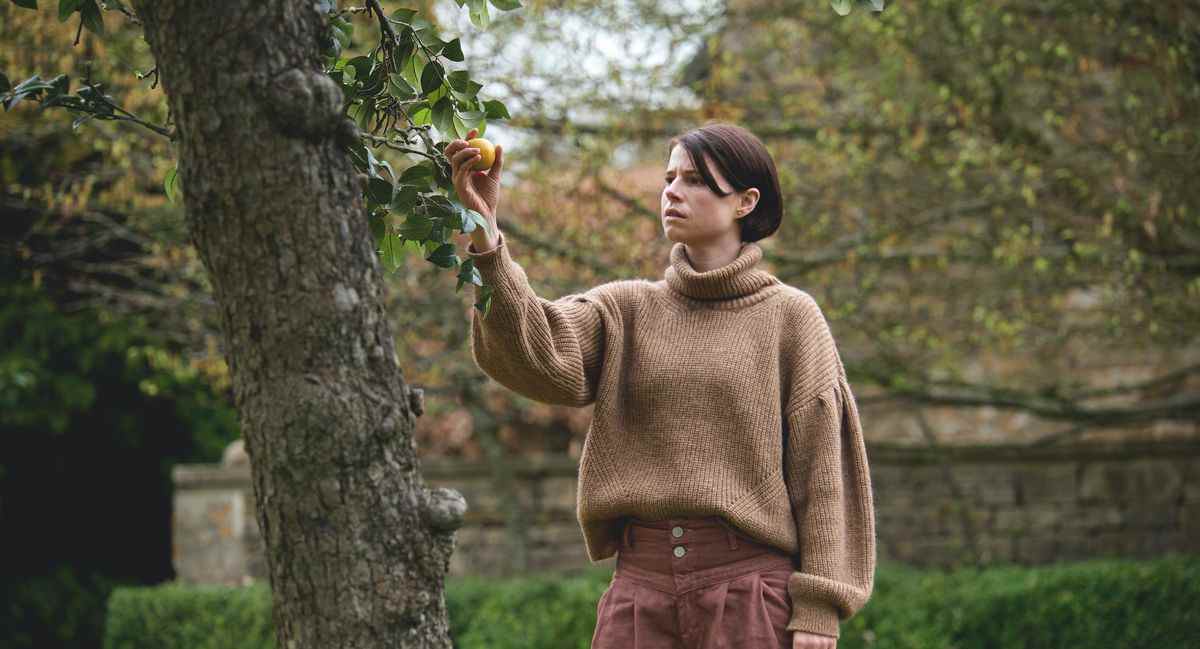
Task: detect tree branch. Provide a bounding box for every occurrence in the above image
[366,0,397,46]
[857,363,1200,425]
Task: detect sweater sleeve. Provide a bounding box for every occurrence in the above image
[464,230,607,407]
[781,368,876,638]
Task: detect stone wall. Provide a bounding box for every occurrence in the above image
[870,440,1199,565]
[171,440,1200,584]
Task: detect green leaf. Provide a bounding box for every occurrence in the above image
[831,0,851,15]
[482,99,511,120]
[71,113,94,131]
[446,70,472,92]
[866,0,884,10]
[79,0,104,36]
[321,34,342,60]
[459,110,486,127]
[57,0,82,21]
[442,38,465,62]
[489,0,522,10]
[12,0,38,9]
[476,286,493,317]
[434,161,456,192]
[390,184,420,214]
[411,104,432,126]
[366,177,393,206]
[348,56,373,81]
[425,243,459,269]
[399,162,435,189]
[360,65,386,97]
[420,60,444,96]
[364,214,384,250]
[431,96,454,136]
[451,113,470,140]
[461,208,491,236]
[368,210,387,242]
[388,73,417,100]
[4,75,48,111]
[164,167,181,204]
[399,212,434,240]
[0,72,10,94]
[414,28,445,55]
[427,220,448,244]
[425,82,450,104]
[456,257,482,291]
[363,144,385,178]
[331,17,353,49]
[389,8,417,24]
[399,52,425,95]
[379,233,406,272]
[426,193,457,219]
[353,99,376,131]
[450,80,484,103]
[47,74,70,96]
[467,0,490,29]
[348,142,371,173]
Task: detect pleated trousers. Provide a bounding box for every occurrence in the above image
[591,515,796,649]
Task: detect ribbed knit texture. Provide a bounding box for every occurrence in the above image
[465,231,876,638]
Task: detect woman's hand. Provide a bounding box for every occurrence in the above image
[442,127,503,229]
[793,630,836,648]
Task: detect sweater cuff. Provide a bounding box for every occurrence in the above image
[466,227,502,254]
[785,597,840,638]
[464,230,523,302]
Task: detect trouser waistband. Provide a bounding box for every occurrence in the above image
[620,515,750,551]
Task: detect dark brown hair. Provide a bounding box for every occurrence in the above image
[666,122,783,243]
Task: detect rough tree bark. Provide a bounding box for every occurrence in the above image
[131,2,466,647]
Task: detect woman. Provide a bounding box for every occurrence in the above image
[444,123,875,649]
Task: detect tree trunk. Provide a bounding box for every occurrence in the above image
[131,2,465,647]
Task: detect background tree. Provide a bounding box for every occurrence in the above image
[408,0,1199,450]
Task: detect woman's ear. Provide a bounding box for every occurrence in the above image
[738,188,760,218]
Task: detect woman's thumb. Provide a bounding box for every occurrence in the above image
[488,144,503,182]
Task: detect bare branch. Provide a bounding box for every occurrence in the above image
[367,0,397,46]
[857,363,1200,424]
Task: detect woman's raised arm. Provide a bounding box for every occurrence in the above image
[465,231,610,406]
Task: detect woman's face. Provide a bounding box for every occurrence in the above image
[660,144,757,245]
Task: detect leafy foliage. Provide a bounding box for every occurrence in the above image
[321,2,517,315]
[4,0,523,315]
[0,279,240,649]
[102,556,1200,649]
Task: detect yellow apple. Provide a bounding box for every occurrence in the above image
[467,137,496,171]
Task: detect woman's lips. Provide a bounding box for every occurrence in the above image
[665,208,685,219]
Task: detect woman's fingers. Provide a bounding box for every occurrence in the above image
[442,130,484,174]
[451,147,480,170]
[443,134,475,163]
[487,144,502,183]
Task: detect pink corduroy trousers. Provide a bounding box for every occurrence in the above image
[590,515,796,649]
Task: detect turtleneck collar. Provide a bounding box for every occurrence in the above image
[663,241,781,302]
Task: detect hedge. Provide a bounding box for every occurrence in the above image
[104,554,1200,649]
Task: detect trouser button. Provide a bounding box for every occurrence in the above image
[673,545,687,558]
[671,526,684,538]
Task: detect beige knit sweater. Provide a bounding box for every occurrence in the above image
[465,231,876,639]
